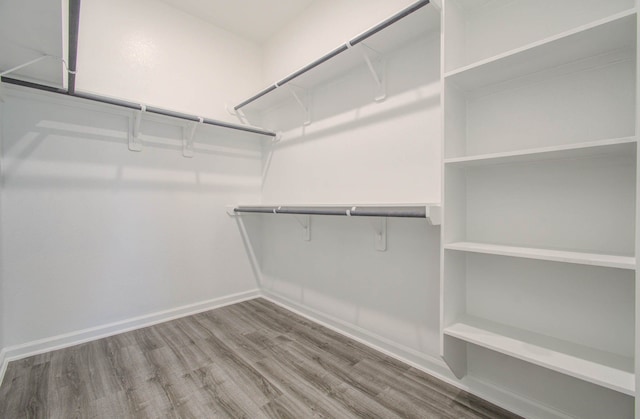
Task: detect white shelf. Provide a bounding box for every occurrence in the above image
[234,1,439,113]
[228,203,441,225]
[444,242,636,270]
[444,317,635,396]
[444,137,637,167]
[444,9,637,92]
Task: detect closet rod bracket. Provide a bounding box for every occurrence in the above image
[183,118,203,158]
[357,43,386,102]
[372,217,387,251]
[283,84,311,126]
[294,215,311,241]
[128,106,145,152]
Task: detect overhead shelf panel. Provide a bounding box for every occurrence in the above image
[0,0,65,88]
[234,0,440,114]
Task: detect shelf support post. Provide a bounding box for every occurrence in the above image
[286,84,311,126]
[358,43,386,102]
[128,105,145,152]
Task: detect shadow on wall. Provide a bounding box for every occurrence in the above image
[0,92,264,346]
[1,92,264,192]
[252,34,441,136]
[236,213,442,357]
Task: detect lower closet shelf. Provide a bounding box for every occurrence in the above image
[444,317,635,396]
[229,204,442,225]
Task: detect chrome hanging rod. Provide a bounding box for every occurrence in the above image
[0,0,275,138]
[68,0,81,94]
[0,77,277,137]
[234,0,430,111]
[234,205,428,218]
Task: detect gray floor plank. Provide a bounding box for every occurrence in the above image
[0,298,521,418]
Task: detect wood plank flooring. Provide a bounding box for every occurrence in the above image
[0,298,520,418]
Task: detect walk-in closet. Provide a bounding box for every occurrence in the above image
[0,0,638,417]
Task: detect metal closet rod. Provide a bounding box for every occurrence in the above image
[234,0,430,110]
[234,205,428,218]
[0,77,277,137]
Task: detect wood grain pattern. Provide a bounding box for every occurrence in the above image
[0,298,521,418]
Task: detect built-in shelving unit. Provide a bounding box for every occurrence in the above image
[440,0,638,414]
[233,0,439,118]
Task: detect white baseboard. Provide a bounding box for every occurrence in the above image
[0,289,260,386]
[0,348,6,387]
[260,289,451,374]
[0,288,571,419]
[260,289,570,419]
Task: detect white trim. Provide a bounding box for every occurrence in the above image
[0,289,260,386]
[0,349,7,387]
[260,289,449,371]
[0,290,577,418]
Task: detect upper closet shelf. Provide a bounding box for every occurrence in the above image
[445,9,637,92]
[233,0,440,114]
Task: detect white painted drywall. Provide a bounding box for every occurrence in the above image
[0,99,5,353]
[259,216,442,358]
[76,0,263,121]
[0,86,263,347]
[262,0,417,84]
[251,13,443,362]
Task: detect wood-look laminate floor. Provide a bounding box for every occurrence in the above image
[0,298,520,419]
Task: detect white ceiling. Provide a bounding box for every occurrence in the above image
[159,0,315,43]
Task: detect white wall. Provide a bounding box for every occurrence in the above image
[0,86,263,349]
[0,98,5,353]
[251,6,443,366]
[76,0,263,121]
[262,0,416,84]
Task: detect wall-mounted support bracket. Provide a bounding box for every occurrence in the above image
[183,118,202,158]
[358,43,386,102]
[294,215,311,241]
[128,105,145,152]
[227,104,253,126]
[284,84,311,126]
[372,217,387,251]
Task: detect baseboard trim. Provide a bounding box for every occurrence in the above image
[260,290,451,376]
[0,288,575,418]
[0,348,7,388]
[0,289,261,386]
[260,290,570,419]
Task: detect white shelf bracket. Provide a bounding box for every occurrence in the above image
[295,215,311,241]
[358,43,386,102]
[228,105,253,126]
[286,84,311,126]
[128,105,145,152]
[372,217,387,252]
[183,118,202,158]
